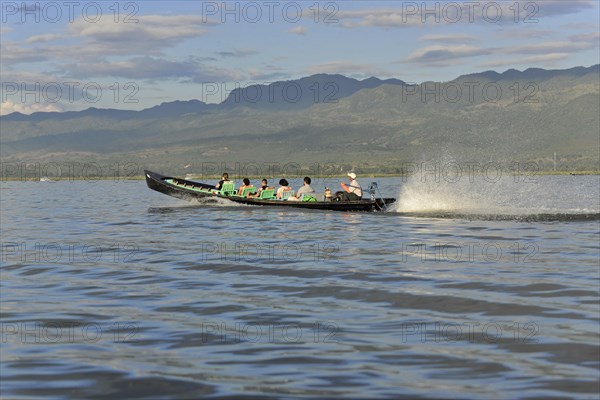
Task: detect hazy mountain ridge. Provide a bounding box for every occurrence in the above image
[222,74,407,110]
[1,66,598,173]
[456,65,600,82]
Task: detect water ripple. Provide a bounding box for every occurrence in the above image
[1,178,599,399]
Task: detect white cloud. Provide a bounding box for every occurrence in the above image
[216,49,258,58]
[246,64,288,81]
[338,9,420,28]
[288,26,307,35]
[481,53,570,68]
[64,14,213,57]
[419,34,475,43]
[69,15,210,43]
[60,56,244,82]
[508,34,599,55]
[405,45,492,65]
[0,100,62,116]
[496,29,554,40]
[560,22,599,30]
[336,1,596,29]
[305,61,390,76]
[569,32,600,43]
[534,0,596,17]
[25,34,65,44]
[3,14,216,69]
[0,42,48,66]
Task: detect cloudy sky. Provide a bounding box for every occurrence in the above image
[1,0,598,114]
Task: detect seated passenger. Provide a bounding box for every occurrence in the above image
[276,179,293,199]
[288,176,315,201]
[237,178,254,196]
[248,179,269,197]
[215,172,231,190]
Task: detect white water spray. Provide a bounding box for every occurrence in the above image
[391,173,598,215]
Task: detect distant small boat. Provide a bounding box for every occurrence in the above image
[145,170,395,212]
[40,177,55,182]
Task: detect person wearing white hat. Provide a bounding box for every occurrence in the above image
[337,172,363,201]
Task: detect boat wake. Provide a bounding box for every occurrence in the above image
[388,210,600,221]
[189,196,245,207]
[388,176,600,221]
[147,196,254,214]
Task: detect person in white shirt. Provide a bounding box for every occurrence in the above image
[338,172,362,201]
[276,179,293,199]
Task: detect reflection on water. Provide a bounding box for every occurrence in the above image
[1,177,599,399]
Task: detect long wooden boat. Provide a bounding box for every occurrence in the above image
[145,170,396,212]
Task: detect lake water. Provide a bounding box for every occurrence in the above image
[1,175,599,399]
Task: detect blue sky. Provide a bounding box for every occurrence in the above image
[1,0,598,113]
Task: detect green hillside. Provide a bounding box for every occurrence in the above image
[1,66,598,177]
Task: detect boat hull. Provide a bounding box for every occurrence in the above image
[144,170,396,212]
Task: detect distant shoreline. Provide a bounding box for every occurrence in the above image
[2,170,599,181]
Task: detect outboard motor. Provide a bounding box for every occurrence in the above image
[368,182,378,200]
[368,182,387,210]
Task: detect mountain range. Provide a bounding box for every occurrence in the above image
[1,65,598,176]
